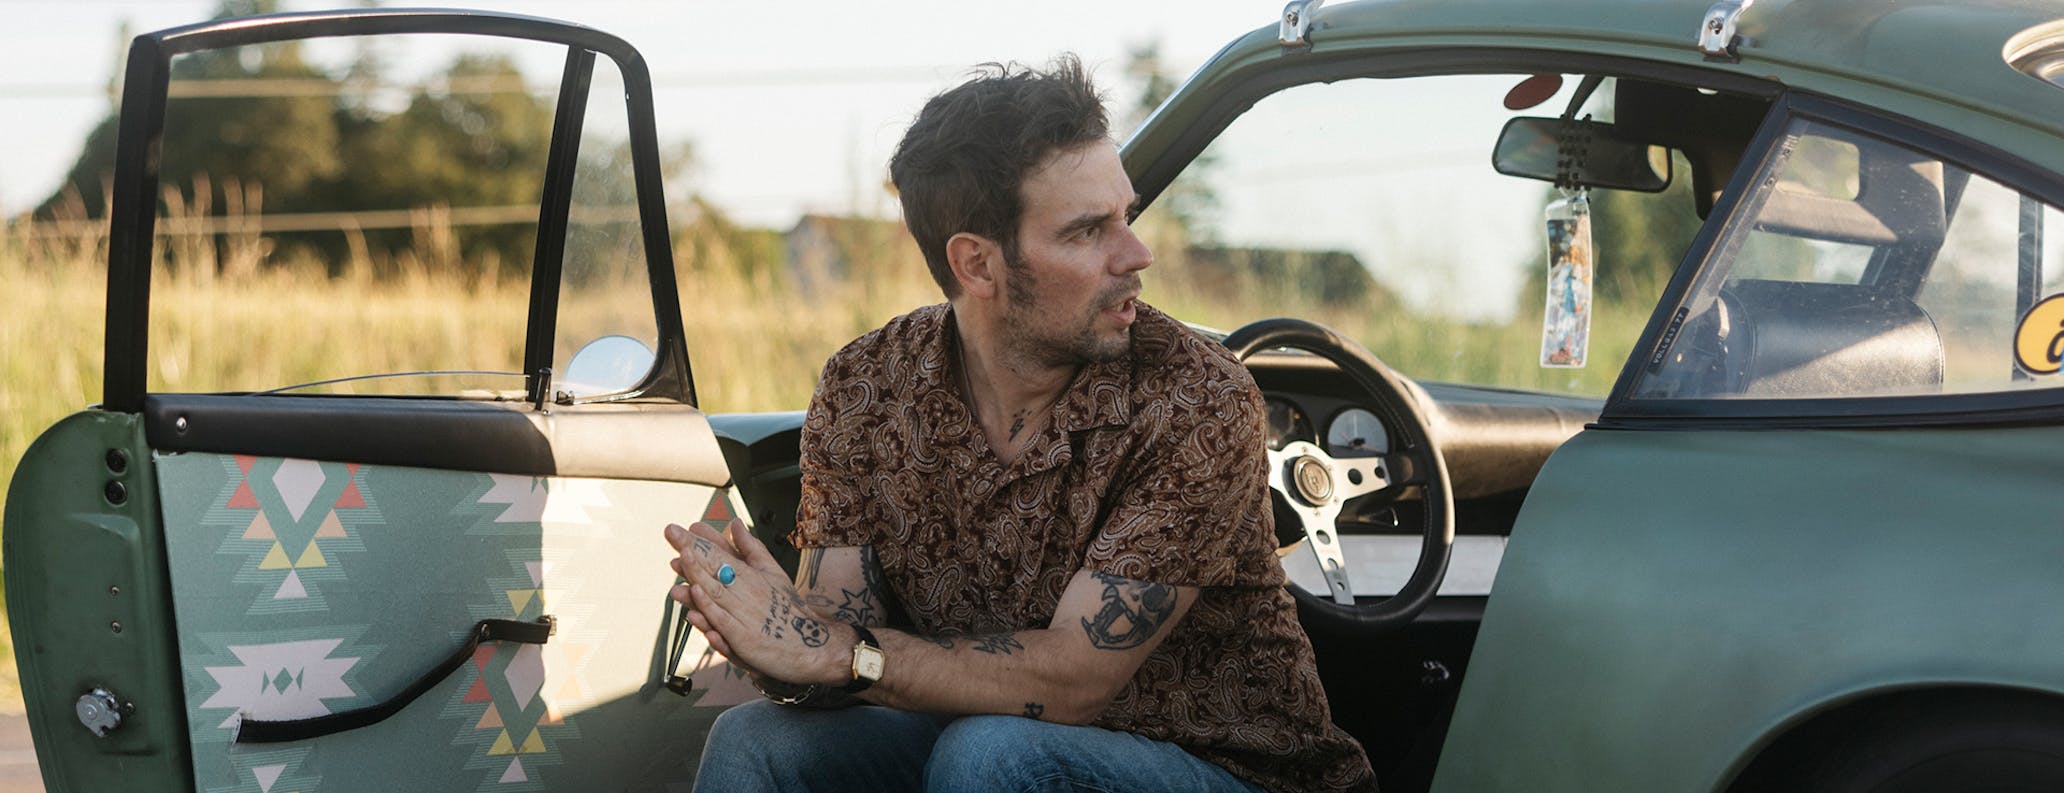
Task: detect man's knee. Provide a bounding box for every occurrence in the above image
[697,701,945,792]
[696,700,803,783]
[926,717,1255,793]
[925,716,1090,790]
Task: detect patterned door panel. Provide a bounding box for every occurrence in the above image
[157,453,755,792]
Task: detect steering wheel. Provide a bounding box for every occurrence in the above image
[1222,318,1454,632]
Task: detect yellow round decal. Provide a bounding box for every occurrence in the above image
[2015,294,2064,375]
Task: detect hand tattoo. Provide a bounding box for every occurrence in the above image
[1081,572,1176,650]
[763,590,830,647]
[692,535,714,556]
[1022,702,1045,720]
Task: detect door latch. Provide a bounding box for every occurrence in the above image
[75,688,132,738]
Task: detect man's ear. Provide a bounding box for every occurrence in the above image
[946,232,1002,300]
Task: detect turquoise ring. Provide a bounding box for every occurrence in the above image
[716,564,736,587]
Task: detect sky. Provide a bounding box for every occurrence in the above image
[0,0,1580,322]
[0,0,1293,223]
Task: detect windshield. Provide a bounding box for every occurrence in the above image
[1132,74,1707,397]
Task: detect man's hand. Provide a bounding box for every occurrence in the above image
[664,521,849,687]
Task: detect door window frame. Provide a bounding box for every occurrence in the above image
[100,10,695,413]
[1602,92,2064,428]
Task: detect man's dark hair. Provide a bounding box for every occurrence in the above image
[889,55,1110,297]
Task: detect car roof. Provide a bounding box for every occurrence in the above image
[1131,0,2064,179]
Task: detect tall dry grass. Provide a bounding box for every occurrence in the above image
[0,208,1647,711]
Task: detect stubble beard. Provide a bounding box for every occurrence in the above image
[1000,251,1136,368]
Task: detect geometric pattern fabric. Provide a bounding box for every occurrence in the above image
[160,453,744,791]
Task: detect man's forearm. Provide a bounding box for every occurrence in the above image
[851,626,1122,725]
[748,617,1114,722]
[776,549,1176,722]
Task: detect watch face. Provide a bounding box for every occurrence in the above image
[853,645,885,681]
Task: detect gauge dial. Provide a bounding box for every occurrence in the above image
[1325,407,1388,457]
[1264,398,1313,451]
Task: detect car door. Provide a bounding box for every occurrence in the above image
[5,11,749,792]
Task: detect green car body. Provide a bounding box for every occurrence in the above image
[13,0,2064,790]
[1115,0,2064,790]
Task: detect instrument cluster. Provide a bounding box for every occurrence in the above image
[1264,395,1389,458]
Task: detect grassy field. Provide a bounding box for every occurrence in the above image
[0,213,1649,713]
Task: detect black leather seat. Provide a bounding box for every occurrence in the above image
[1713,279,1944,397]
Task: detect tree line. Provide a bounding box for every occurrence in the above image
[36,0,558,276]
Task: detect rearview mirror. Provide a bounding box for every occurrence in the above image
[1493,117,1671,192]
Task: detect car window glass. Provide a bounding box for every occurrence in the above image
[1634,117,2064,400]
[552,55,659,399]
[1725,235,1875,284]
[144,34,569,397]
[1132,74,1699,397]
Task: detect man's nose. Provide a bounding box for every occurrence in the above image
[1111,224,1153,275]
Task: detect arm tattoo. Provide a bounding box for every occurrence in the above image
[796,548,824,590]
[970,632,1024,656]
[763,589,830,647]
[835,545,887,627]
[1021,702,1045,720]
[834,588,879,625]
[1080,572,1177,650]
[919,634,956,649]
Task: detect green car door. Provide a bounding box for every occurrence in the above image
[5,11,750,792]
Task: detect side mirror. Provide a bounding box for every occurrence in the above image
[1493,117,1671,192]
[561,335,656,398]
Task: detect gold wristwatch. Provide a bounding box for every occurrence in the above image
[841,623,884,693]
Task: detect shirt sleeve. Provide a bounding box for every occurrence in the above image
[1082,369,1285,589]
[789,352,878,550]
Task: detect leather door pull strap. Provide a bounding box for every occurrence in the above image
[236,616,555,744]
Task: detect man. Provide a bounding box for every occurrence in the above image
[666,56,1376,792]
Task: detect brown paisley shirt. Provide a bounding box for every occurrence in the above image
[792,301,1376,793]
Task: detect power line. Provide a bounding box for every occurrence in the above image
[0,66,957,100]
[10,204,640,238]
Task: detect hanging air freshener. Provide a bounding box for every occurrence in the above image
[1540,190,1593,368]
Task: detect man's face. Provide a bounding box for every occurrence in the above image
[997,141,1154,367]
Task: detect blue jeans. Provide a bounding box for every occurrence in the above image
[692,699,1263,793]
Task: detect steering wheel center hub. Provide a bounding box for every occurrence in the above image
[1292,455,1333,503]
